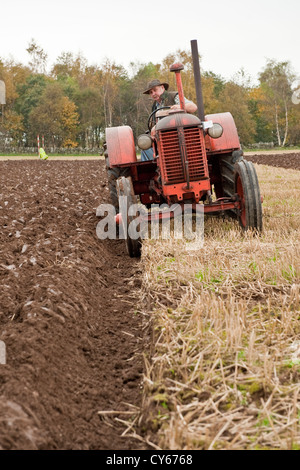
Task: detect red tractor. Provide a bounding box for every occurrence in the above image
[104,40,263,257]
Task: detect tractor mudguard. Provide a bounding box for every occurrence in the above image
[105,126,137,167]
[205,112,241,153]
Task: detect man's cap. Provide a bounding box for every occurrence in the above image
[143,79,169,94]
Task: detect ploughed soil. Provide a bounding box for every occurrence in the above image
[0,151,299,450]
[0,160,146,450]
[245,151,300,170]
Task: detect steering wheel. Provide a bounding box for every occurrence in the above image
[147,106,171,132]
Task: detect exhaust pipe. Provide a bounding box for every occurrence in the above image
[191,39,205,122]
[170,62,186,112]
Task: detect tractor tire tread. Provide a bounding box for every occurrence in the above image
[107,166,131,212]
[234,159,262,231]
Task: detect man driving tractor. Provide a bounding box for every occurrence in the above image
[141,78,197,161]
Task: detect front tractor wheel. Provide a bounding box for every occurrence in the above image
[117,176,141,258]
[107,166,130,212]
[234,160,263,231]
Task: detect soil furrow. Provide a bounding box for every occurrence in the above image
[0,160,145,450]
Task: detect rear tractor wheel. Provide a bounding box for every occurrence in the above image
[219,150,243,199]
[234,159,263,231]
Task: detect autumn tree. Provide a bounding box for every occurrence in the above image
[0,58,30,145]
[218,80,256,145]
[1,110,24,145]
[15,74,48,145]
[51,52,77,79]
[60,97,79,147]
[29,82,79,149]
[204,71,225,98]
[248,86,273,143]
[258,60,296,146]
[100,59,128,128]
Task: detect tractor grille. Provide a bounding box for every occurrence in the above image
[159,127,208,184]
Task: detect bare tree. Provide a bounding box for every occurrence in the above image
[259,60,295,147]
[26,39,48,74]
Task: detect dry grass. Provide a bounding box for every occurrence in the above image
[138,164,300,450]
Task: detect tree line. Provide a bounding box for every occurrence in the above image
[0,40,299,151]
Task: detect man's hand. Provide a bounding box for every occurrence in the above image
[171,103,198,113]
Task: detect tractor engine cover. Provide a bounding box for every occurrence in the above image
[155,111,201,132]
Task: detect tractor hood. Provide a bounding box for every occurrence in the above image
[155,111,201,131]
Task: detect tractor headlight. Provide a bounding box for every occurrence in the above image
[137,134,152,150]
[208,123,223,139]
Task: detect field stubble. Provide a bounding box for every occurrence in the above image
[139,163,300,450]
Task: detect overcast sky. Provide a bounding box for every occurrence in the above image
[1,0,299,83]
